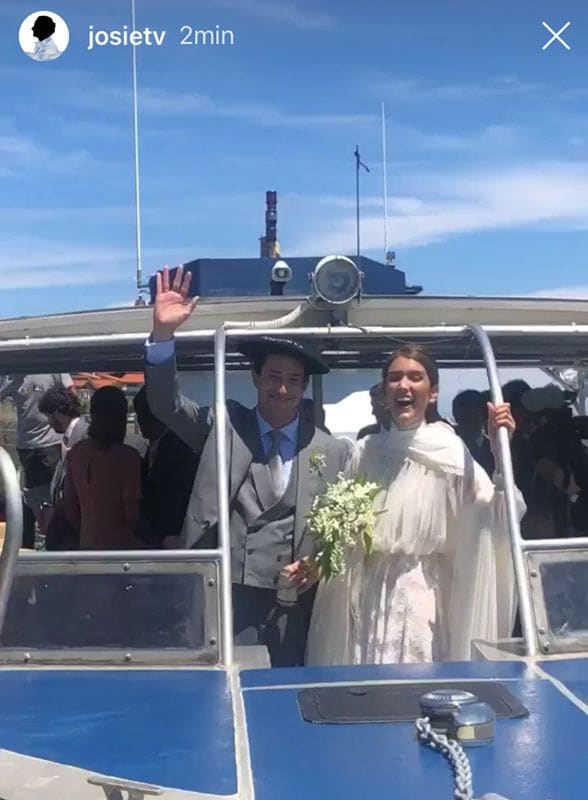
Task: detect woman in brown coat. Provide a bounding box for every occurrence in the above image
[64,386,141,549]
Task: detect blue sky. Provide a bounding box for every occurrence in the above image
[1,0,587,317]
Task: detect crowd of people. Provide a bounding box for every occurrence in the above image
[0,376,199,553]
[1,264,586,668]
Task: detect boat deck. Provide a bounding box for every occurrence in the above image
[0,659,586,798]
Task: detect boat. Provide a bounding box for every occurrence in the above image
[0,258,587,799]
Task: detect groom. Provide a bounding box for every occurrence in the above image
[144,266,349,665]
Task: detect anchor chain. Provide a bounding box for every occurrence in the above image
[415,717,511,800]
[416,716,474,800]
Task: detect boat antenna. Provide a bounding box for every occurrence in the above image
[354,145,370,262]
[381,102,389,261]
[130,0,145,300]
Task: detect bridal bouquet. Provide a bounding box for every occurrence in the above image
[307,469,381,580]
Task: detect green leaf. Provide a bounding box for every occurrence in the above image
[363,528,373,555]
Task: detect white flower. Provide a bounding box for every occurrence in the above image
[307,473,380,579]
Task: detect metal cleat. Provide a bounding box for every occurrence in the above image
[87,775,163,800]
[479,795,511,799]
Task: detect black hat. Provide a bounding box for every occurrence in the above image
[236,336,329,375]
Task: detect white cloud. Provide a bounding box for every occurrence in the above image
[0,132,92,177]
[377,76,545,103]
[62,84,375,129]
[0,240,132,289]
[138,87,375,128]
[104,299,138,308]
[291,161,588,254]
[526,286,588,299]
[406,124,520,153]
[207,0,337,30]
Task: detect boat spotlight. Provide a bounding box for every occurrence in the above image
[310,255,362,306]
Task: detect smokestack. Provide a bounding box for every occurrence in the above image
[260,190,279,258]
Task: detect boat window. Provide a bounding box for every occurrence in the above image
[527,550,588,655]
[0,558,219,664]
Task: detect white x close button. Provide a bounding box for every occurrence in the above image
[542,21,572,50]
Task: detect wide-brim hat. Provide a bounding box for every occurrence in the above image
[236,336,329,375]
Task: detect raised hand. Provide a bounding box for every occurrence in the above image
[152,265,199,341]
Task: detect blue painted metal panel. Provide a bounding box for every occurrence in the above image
[243,670,588,800]
[538,657,588,703]
[0,670,236,794]
[241,660,532,689]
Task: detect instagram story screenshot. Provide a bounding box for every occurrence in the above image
[0,5,585,800]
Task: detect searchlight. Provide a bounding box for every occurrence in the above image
[310,255,362,306]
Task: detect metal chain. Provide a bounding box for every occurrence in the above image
[415,716,474,800]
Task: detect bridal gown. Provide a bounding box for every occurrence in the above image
[306,422,525,665]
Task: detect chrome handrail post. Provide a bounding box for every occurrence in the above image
[0,448,22,634]
[468,324,537,656]
[214,324,233,666]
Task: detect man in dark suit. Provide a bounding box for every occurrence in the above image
[133,386,200,548]
[453,389,495,477]
[145,266,349,665]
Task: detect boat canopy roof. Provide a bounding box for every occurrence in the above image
[0,295,587,372]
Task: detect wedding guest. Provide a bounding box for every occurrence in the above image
[64,386,142,550]
[133,387,200,548]
[357,383,391,439]
[38,387,88,549]
[0,373,73,546]
[453,389,494,476]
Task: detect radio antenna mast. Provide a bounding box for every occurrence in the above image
[381,101,389,261]
[130,0,144,297]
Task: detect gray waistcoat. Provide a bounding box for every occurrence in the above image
[231,458,298,589]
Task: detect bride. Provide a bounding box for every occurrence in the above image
[306,345,525,665]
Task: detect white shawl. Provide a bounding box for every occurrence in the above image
[306,422,524,664]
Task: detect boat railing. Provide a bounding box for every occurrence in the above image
[0,448,22,639]
[1,322,588,662]
[213,322,588,662]
[467,324,537,656]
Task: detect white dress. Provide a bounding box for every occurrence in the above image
[306,422,525,665]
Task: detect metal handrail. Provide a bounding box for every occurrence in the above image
[468,324,537,657]
[3,321,588,353]
[214,323,233,667]
[17,548,222,563]
[0,448,22,635]
[521,537,588,552]
[213,306,310,666]
[210,320,542,662]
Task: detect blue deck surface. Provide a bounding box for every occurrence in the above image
[0,669,236,794]
[538,657,588,703]
[242,662,588,800]
[1,660,588,798]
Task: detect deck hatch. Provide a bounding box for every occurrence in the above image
[297,681,529,724]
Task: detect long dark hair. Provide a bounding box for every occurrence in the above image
[88,386,128,449]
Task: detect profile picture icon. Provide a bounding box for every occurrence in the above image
[19,10,69,61]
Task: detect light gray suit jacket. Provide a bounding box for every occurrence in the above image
[145,355,350,557]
